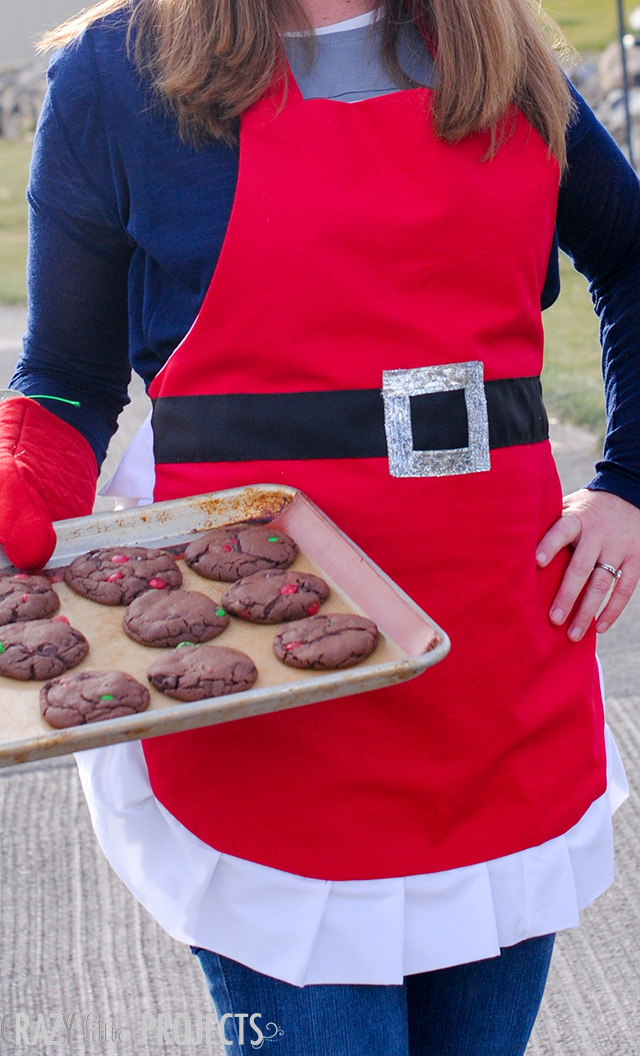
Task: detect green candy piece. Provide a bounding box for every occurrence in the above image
[215,608,226,618]
[176,641,195,649]
[0,643,4,654]
[267,536,279,542]
[100,695,115,702]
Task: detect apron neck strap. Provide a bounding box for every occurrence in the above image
[262,54,304,109]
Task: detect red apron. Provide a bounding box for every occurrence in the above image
[143,72,606,880]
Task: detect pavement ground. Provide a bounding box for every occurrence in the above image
[0,306,639,1054]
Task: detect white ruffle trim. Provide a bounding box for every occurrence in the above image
[75,724,628,987]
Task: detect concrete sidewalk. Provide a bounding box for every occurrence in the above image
[0,305,639,1054]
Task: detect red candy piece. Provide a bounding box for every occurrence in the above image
[54,615,70,624]
[106,571,125,582]
[110,554,129,564]
[279,584,299,596]
[149,578,167,589]
[21,594,29,603]
[221,545,232,552]
[306,601,320,615]
[285,642,302,651]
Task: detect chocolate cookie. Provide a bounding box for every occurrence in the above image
[0,619,89,681]
[147,644,258,701]
[222,570,330,623]
[273,613,379,670]
[184,525,297,582]
[123,589,230,647]
[0,574,60,624]
[64,547,182,605]
[40,670,150,729]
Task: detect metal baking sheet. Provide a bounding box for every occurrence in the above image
[0,485,450,767]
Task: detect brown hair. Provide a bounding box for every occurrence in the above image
[40,0,573,165]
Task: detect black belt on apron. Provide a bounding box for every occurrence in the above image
[151,375,548,463]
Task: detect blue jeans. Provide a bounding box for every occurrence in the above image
[191,934,555,1056]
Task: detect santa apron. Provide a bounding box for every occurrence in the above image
[142,69,606,881]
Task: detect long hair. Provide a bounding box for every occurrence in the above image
[40,0,573,165]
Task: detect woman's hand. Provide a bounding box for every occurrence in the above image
[535,489,640,641]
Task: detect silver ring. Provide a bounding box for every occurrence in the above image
[595,561,623,581]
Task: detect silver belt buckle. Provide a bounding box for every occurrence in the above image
[382,362,490,477]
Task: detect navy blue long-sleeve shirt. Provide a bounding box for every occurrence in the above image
[11,13,640,507]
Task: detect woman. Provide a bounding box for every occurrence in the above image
[2,0,639,1052]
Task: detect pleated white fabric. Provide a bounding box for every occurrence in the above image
[75,723,627,987]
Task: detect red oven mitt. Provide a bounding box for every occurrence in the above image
[0,395,98,570]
